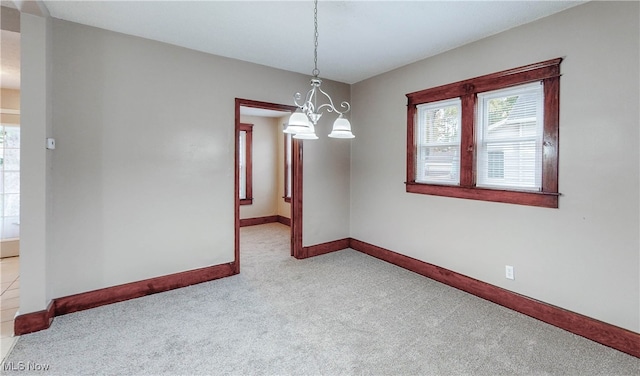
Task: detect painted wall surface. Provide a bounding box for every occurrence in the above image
[21,18,352,303]
[350,1,639,332]
[239,115,278,219]
[277,115,290,219]
[302,128,351,246]
[1,89,21,124]
[19,13,51,313]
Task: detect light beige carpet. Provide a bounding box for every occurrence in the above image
[3,223,639,375]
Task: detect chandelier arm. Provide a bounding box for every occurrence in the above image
[305,87,317,114]
[293,92,305,109]
[314,86,350,115]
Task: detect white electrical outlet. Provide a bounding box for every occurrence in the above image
[505,265,515,280]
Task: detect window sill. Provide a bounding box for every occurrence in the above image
[240,198,253,206]
[405,182,559,208]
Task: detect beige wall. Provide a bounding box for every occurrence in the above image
[19,17,351,309]
[350,1,639,332]
[1,88,20,124]
[277,115,291,219]
[20,13,52,314]
[302,120,352,246]
[239,115,279,219]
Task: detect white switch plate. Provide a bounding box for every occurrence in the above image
[505,265,515,280]
[47,138,56,150]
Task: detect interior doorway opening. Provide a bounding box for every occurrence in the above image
[234,99,303,274]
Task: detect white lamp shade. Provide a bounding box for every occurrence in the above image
[284,112,311,134]
[328,115,354,138]
[293,124,318,140]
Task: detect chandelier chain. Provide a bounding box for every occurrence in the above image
[312,0,319,77]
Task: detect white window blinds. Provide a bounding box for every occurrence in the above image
[476,82,543,190]
[416,98,462,185]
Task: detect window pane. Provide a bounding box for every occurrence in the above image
[3,172,19,194]
[416,99,461,185]
[488,151,505,179]
[3,126,20,148]
[3,149,19,171]
[239,131,246,199]
[477,83,543,190]
[3,193,19,217]
[2,215,20,239]
[1,125,20,240]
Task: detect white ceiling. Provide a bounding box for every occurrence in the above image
[33,0,585,85]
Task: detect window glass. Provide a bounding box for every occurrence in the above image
[239,130,247,200]
[476,83,543,190]
[1,125,20,239]
[416,98,462,185]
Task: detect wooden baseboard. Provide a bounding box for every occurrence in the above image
[239,215,279,227]
[15,262,236,335]
[349,238,640,358]
[277,215,291,227]
[299,238,350,259]
[14,300,55,336]
[16,237,638,358]
[239,215,291,227]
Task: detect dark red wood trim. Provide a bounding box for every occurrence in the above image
[235,98,298,113]
[349,238,639,358]
[55,263,235,316]
[284,134,292,203]
[405,182,559,208]
[405,58,562,208]
[407,58,563,105]
[240,123,254,204]
[291,138,304,258]
[15,263,236,336]
[406,104,416,183]
[239,215,279,227]
[542,76,560,194]
[277,215,291,227]
[235,98,299,271]
[234,99,241,274]
[14,300,55,336]
[459,93,476,187]
[300,238,350,259]
[234,98,302,260]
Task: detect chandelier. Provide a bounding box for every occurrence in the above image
[284,0,354,140]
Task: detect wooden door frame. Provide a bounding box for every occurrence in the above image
[234,98,303,274]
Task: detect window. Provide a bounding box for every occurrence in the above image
[477,83,543,190]
[239,123,253,205]
[0,125,20,239]
[416,98,461,185]
[406,58,561,208]
[284,133,292,202]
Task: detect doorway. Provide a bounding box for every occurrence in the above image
[234,99,303,274]
[1,5,21,358]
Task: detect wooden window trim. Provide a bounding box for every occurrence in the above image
[239,123,253,205]
[283,134,292,203]
[406,58,562,208]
